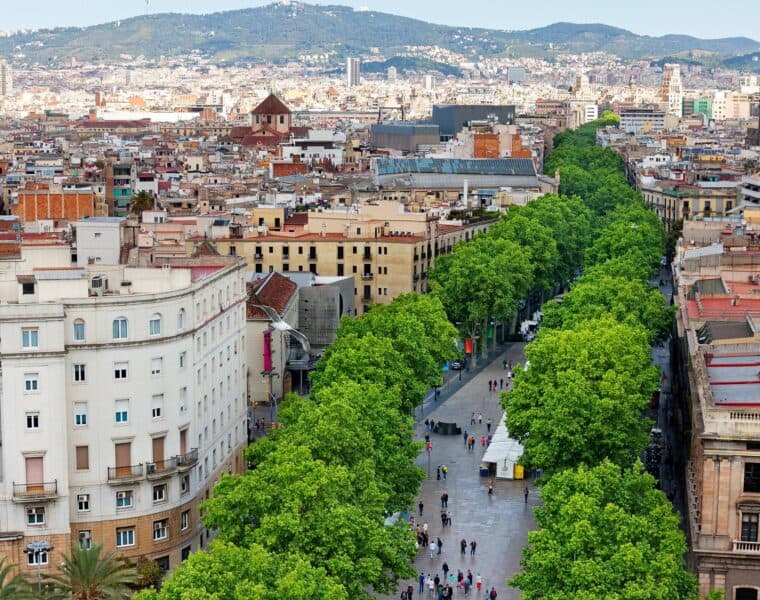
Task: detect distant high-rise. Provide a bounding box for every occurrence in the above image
[424,75,435,91]
[0,59,12,97]
[387,66,397,82]
[346,57,360,87]
[661,64,683,118]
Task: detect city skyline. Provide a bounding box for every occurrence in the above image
[2,0,759,41]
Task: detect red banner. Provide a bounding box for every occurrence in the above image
[263,330,272,373]
[464,338,473,354]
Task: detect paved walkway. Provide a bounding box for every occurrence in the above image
[384,344,536,600]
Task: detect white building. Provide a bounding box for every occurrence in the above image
[74,217,126,267]
[0,254,248,574]
[661,64,683,118]
[0,59,12,97]
[584,104,599,123]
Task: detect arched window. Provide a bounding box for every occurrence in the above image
[177,309,186,331]
[149,314,161,336]
[112,317,128,340]
[73,319,85,342]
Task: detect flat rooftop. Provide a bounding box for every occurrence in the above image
[706,352,760,406]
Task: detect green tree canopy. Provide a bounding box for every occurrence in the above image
[134,541,349,600]
[541,273,673,342]
[503,318,657,472]
[489,208,560,295]
[510,460,697,599]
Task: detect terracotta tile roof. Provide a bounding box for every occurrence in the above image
[251,94,291,115]
[190,239,221,257]
[247,272,298,319]
[284,212,308,226]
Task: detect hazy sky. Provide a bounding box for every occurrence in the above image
[3,0,759,40]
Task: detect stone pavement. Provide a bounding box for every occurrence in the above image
[383,343,536,600]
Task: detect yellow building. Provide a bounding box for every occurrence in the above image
[187,201,495,313]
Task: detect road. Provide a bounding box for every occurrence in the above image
[383,343,535,599]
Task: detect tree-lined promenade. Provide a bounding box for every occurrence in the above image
[133,113,696,599]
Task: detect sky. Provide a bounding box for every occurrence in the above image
[2,0,759,40]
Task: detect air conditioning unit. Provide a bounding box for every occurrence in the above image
[89,275,107,297]
[116,491,129,501]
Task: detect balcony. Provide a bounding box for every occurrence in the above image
[414,254,420,261]
[12,481,58,502]
[176,449,199,471]
[733,540,760,553]
[147,458,178,480]
[363,252,372,261]
[107,464,144,484]
[421,271,428,279]
[413,274,420,281]
[254,253,263,260]
[361,273,373,280]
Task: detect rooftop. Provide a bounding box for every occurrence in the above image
[705,351,760,406]
[375,158,536,177]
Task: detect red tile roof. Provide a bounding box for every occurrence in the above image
[251,94,291,115]
[247,272,298,319]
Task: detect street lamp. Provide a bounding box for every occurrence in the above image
[24,540,53,594]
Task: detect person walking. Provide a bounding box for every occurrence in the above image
[440,493,446,508]
[436,465,441,480]
[429,540,436,558]
[407,584,414,599]
[463,429,469,446]
[442,465,448,480]
[489,587,498,599]
[524,486,529,504]
[470,540,477,556]
[481,435,487,448]
[466,570,473,586]
[428,575,435,597]
[419,572,426,594]
[488,481,493,496]
[440,510,447,528]
[475,573,482,593]
[424,419,430,431]
[486,419,492,433]
[470,412,476,425]
[443,492,448,508]
[460,538,467,556]
[419,500,424,516]
[499,378,504,389]
[446,510,452,526]
[478,413,483,424]
[503,359,507,369]
[442,562,449,581]
[437,537,443,555]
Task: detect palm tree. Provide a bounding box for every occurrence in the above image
[130,190,154,222]
[0,558,36,599]
[43,544,137,600]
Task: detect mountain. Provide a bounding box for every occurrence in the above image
[1,2,757,66]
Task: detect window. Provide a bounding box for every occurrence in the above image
[153,519,168,541]
[181,546,191,561]
[151,357,163,375]
[75,446,89,470]
[181,510,189,531]
[736,589,759,600]
[24,373,39,391]
[153,484,166,503]
[78,530,92,549]
[115,399,129,424]
[27,506,45,525]
[179,351,186,368]
[155,556,170,572]
[742,513,759,542]
[177,309,186,331]
[77,494,90,512]
[73,319,85,342]
[179,387,187,414]
[74,403,87,426]
[26,412,40,430]
[116,490,133,509]
[149,314,161,336]
[745,463,760,493]
[112,318,128,340]
[27,550,48,566]
[22,328,39,348]
[116,528,135,548]
[181,474,190,495]
[73,364,86,383]
[151,394,164,419]
[114,362,128,380]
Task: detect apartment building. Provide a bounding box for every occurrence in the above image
[12,183,95,223]
[187,201,494,313]
[0,254,248,574]
[673,219,760,599]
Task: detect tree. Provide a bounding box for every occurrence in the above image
[489,209,559,296]
[503,318,658,473]
[309,332,422,413]
[134,557,163,590]
[510,460,697,599]
[130,190,153,221]
[134,541,349,600]
[201,446,416,599]
[541,273,674,342]
[43,543,137,600]
[0,558,36,600]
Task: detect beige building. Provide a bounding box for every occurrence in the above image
[640,180,738,229]
[673,221,760,599]
[187,201,495,313]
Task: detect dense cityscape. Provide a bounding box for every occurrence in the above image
[0,1,759,598]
